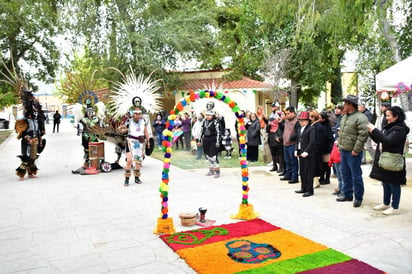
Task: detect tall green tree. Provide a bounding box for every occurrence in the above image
[0,0,60,106]
[59,0,218,89]
[56,49,108,103]
[200,0,378,107]
[398,1,412,57]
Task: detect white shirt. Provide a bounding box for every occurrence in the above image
[128,118,145,138]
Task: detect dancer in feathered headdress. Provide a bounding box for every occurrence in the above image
[0,64,46,180]
[109,68,162,186]
[71,91,106,174]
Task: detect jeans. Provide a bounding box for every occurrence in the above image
[155,132,163,147]
[196,144,203,159]
[184,131,191,151]
[334,162,343,192]
[283,145,298,180]
[382,181,401,209]
[340,149,364,200]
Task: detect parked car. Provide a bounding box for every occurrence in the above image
[0,113,10,129]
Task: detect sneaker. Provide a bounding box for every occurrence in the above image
[135,177,142,184]
[382,207,399,215]
[373,204,390,211]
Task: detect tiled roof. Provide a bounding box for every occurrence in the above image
[179,77,272,91]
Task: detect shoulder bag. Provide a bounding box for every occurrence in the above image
[378,151,404,172]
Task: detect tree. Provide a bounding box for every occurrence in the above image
[354,0,410,108]
[203,0,378,107]
[59,0,218,90]
[0,0,60,106]
[398,1,412,57]
[55,49,108,104]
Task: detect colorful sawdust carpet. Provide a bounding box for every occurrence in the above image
[160,218,386,274]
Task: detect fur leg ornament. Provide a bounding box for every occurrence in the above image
[16,162,27,179]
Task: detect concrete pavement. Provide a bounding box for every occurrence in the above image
[0,119,411,274]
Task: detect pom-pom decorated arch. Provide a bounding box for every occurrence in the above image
[154,90,259,234]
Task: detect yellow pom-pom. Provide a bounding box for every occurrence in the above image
[160,184,169,192]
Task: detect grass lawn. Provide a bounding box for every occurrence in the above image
[149,145,412,170]
[149,148,268,170]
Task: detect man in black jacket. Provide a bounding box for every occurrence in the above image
[53,110,61,133]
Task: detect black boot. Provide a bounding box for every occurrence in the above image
[269,165,277,172]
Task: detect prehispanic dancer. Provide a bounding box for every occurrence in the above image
[200,101,222,178]
[0,65,46,180]
[109,68,162,186]
[15,88,46,180]
[72,91,106,174]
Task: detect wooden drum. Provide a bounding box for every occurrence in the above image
[89,142,105,169]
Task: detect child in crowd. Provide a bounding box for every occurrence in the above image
[222,128,234,159]
[328,130,343,196]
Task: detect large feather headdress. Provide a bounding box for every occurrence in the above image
[0,61,28,103]
[0,62,44,120]
[109,67,163,119]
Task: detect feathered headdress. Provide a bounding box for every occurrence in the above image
[0,62,44,120]
[109,67,163,119]
[0,61,29,103]
[71,90,106,123]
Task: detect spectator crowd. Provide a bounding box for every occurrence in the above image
[151,96,408,215]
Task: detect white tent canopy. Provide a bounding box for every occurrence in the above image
[375,56,412,147]
[376,55,412,91]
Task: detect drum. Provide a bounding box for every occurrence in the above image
[89,158,101,170]
[89,142,105,170]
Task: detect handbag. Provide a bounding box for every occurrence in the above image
[378,151,404,171]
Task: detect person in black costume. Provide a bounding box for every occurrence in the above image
[201,107,222,178]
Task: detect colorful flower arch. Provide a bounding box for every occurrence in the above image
[154,90,259,234]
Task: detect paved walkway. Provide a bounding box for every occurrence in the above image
[0,120,411,274]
